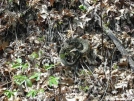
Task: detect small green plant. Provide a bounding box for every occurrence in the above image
[4,90,16,98]
[48,76,59,87]
[80,70,86,75]
[79,5,87,11]
[13,75,32,87]
[26,89,38,97]
[79,86,89,92]
[37,36,45,42]
[26,89,44,97]
[83,86,89,91]
[29,72,41,81]
[38,50,43,57]
[113,64,118,69]
[12,58,29,70]
[22,63,29,70]
[12,58,22,69]
[80,69,92,75]
[30,52,39,59]
[44,63,54,70]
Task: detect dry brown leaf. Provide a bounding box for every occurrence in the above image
[29,0,41,6]
[117,57,128,67]
[62,78,74,85]
[61,86,70,93]
[2,41,9,50]
[50,0,55,6]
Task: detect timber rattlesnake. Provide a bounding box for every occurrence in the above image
[59,38,89,66]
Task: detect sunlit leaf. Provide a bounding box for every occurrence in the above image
[22,63,29,70]
[13,75,27,85]
[79,5,87,11]
[44,63,54,70]
[26,89,38,97]
[48,76,59,87]
[16,58,22,64]
[31,52,39,59]
[26,79,32,87]
[29,72,41,81]
[4,90,16,98]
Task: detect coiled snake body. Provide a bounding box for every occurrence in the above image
[59,38,89,66]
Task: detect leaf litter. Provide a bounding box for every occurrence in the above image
[0,0,134,101]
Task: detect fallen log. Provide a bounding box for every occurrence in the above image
[92,11,134,71]
[103,25,134,71]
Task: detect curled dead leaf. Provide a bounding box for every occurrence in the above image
[50,0,55,6]
[117,57,128,67]
[61,86,70,93]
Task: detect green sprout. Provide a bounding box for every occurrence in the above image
[79,86,89,92]
[26,89,44,97]
[48,76,59,87]
[30,52,39,59]
[44,63,54,70]
[113,64,118,69]
[29,72,41,81]
[13,75,32,87]
[4,90,16,98]
[12,58,29,70]
[26,89,38,97]
[79,5,87,11]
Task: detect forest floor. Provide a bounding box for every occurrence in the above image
[0,0,134,101]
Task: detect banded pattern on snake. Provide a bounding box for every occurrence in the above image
[59,38,89,66]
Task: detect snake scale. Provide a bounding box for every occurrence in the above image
[59,38,89,66]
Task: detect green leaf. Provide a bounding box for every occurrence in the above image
[37,37,44,42]
[48,76,59,87]
[31,52,39,59]
[4,90,16,98]
[38,50,43,57]
[25,79,32,87]
[13,75,27,85]
[29,73,40,81]
[14,75,32,87]
[83,86,89,91]
[79,5,86,11]
[22,63,29,70]
[44,63,54,70]
[113,64,118,69]
[16,58,22,64]
[12,63,21,69]
[38,89,44,93]
[60,53,65,59]
[79,86,89,92]
[4,91,12,98]
[26,89,38,97]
